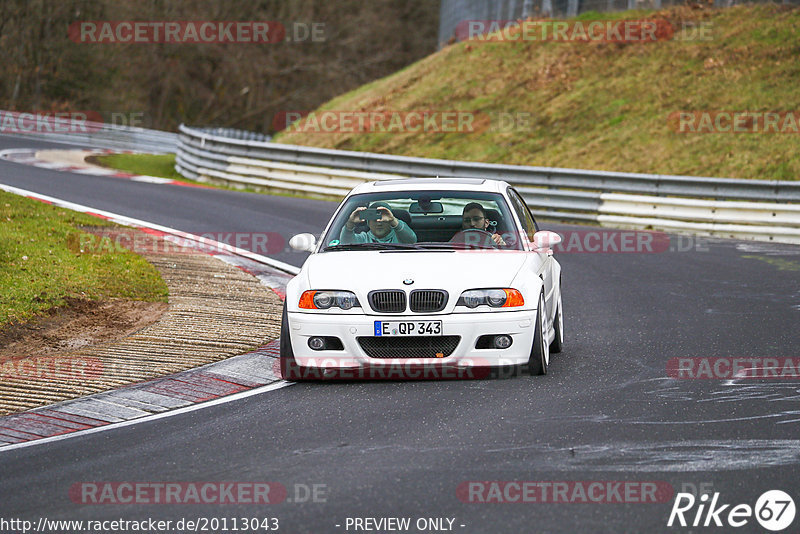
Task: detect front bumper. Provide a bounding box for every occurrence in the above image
[286,310,536,372]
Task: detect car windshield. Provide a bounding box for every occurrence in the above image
[320,190,523,251]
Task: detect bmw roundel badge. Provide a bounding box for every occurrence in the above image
[403,279,414,285]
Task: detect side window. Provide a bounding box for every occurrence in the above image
[507,189,537,242]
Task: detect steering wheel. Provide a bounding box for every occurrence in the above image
[450,228,498,248]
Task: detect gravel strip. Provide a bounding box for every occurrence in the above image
[0,239,283,416]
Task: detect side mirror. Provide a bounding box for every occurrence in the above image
[532,230,562,253]
[289,233,317,253]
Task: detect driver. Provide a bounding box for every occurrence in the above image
[339,201,417,244]
[456,202,506,247]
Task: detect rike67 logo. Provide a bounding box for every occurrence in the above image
[667,490,795,531]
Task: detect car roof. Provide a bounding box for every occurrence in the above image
[348,177,510,195]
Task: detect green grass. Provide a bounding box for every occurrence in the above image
[741,255,800,272]
[93,153,339,200]
[0,191,168,326]
[275,4,800,180]
[90,153,184,181]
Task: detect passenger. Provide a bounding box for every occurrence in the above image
[339,202,417,244]
[456,202,506,247]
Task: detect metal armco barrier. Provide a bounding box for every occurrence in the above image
[176,124,800,244]
[0,110,177,153]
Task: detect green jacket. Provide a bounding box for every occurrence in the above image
[339,220,417,244]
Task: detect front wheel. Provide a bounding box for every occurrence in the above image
[549,288,564,354]
[279,303,303,381]
[527,291,550,376]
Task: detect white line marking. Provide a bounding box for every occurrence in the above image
[0,148,37,159]
[27,161,65,169]
[0,381,292,453]
[71,167,119,175]
[130,175,173,183]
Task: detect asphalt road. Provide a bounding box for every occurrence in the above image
[1,134,799,533]
[0,135,332,267]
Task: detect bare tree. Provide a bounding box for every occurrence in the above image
[0,0,440,132]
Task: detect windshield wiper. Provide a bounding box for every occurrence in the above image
[414,242,498,250]
[323,242,501,252]
[323,242,422,252]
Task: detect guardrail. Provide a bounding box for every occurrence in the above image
[176,124,800,244]
[0,110,177,153]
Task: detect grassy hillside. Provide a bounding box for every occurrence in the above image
[276,5,800,180]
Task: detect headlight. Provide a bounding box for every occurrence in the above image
[314,292,333,309]
[486,289,507,307]
[457,288,524,309]
[463,293,483,309]
[299,290,360,310]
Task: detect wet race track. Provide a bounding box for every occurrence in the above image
[1,135,799,533]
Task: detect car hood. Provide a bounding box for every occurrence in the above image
[304,250,529,290]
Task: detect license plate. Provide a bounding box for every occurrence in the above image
[374,320,442,336]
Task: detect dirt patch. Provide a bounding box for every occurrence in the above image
[84,154,112,168]
[0,247,282,417]
[0,298,168,361]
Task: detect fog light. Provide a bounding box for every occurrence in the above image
[308,337,326,350]
[494,335,512,349]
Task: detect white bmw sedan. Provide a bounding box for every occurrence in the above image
[281,178,564,380]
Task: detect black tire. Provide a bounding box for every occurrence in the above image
[527,292,549,376]
[550,288,564,354]
[279,302,303,381]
